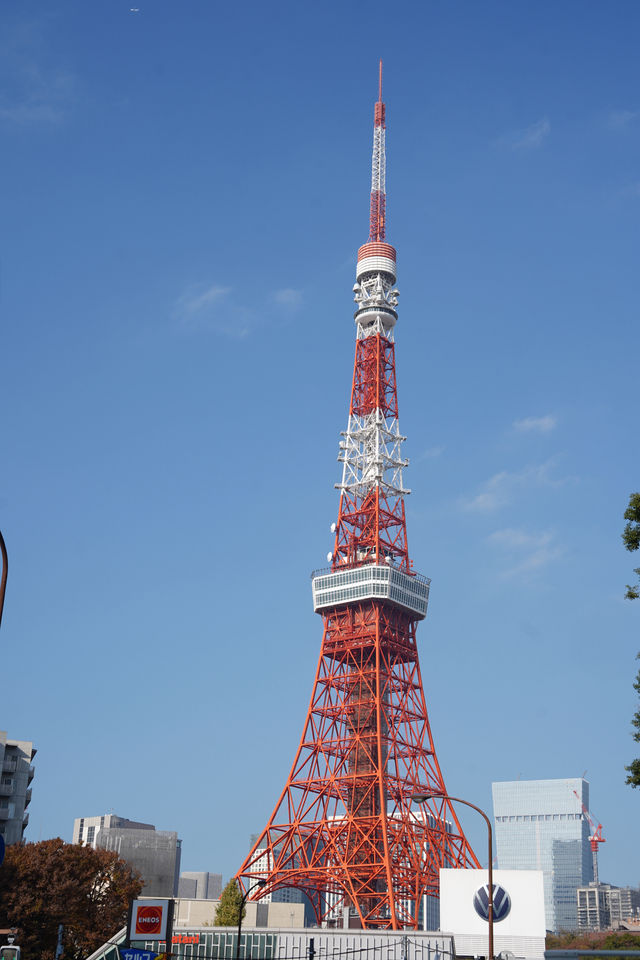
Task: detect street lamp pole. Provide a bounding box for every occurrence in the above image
[236,879,266,960]
[0,530,7,631]
[411,792,494,960]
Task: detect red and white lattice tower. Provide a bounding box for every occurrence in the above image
[236,63,478,929]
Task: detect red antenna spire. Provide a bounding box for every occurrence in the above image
[369,58,386,241]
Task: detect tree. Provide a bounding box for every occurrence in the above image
[0,838,142,960]
[214,879,245,926]
[626,653,640,788]
[622,495,640,788]
[622,492,640,600]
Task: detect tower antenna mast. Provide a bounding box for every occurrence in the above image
[369,58,386,242]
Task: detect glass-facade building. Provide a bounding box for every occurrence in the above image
[492,778,592,931]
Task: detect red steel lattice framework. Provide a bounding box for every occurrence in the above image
[236,64,478,929]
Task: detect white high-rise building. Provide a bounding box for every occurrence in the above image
[492,778,592,931]
[0,731,36,845]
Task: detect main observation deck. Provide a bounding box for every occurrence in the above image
[311,562,430,620]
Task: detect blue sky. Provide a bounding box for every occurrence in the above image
[1,0,638,889]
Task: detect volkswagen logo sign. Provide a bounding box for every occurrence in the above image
[473,883,512,922]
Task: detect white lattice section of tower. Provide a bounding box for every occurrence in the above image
[337,408,408,498]
[343,255,407,499]
[371,124,386,196]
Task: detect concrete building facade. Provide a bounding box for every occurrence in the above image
[73,813,181,897]
[577,883,640,931]
[178,871,222,900]
[492,778,592,931]
[0,731,35,845]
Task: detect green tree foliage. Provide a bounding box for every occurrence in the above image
[0,837,142,960]
[622,492,640,600]
[622,495,640,787]
[214,879,245,926]
[626,653,640,788]
[547,930,640,950]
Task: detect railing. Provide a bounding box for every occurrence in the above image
[312,562,430,585]
[2,760,17,774]
[0,784,13,796]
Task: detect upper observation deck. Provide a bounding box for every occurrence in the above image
[311,562,430,620]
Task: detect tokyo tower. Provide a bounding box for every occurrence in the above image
[236,63,478,929]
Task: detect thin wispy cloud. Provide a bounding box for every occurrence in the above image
[173,282,299,338]
[513,414,557,434]
[417,445,444,462]
[273,288,303,309]
[0,49,75,125]
[461,471,513,512]
[501,117,551,151]
[173,283,250,339]
[459,458,569,513]
[177,283,231,317]
[488,527,563,576]
[608,109,639,130]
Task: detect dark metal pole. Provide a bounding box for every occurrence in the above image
[0,530,7,630]
[236,880,266,960]
[411,793,493,960]
[165,899,175,960]
[123,900,134,951]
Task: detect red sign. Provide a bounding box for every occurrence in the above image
[135,905,163,936]
[173,936,200,945]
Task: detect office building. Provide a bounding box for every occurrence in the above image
[577,883,640,931]
[492,778,592,931]
[73,813,181,897]
[0,731,36,845]
[73,813,154,846]
[247,841,316,925]
[178,871,222,900]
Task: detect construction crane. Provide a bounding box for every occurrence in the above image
[573,789,606,884]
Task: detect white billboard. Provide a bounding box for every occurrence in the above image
[129,899,171,942]
[440,868,545,938]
